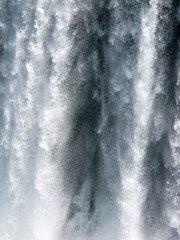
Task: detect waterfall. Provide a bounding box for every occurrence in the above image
[0,1,179,240]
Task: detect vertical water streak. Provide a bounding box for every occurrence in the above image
[129,1,159,239]
[0,1,73,239]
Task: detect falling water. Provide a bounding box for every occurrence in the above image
[0,0,179,240]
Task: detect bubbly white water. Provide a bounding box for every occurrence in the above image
[0,1,179,240]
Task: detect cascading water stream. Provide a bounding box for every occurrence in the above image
[119,2,160,239]
[0,1,179,240]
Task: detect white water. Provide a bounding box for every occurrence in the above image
[0,1,179,240]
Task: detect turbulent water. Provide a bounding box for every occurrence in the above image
[0,0,179,240]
